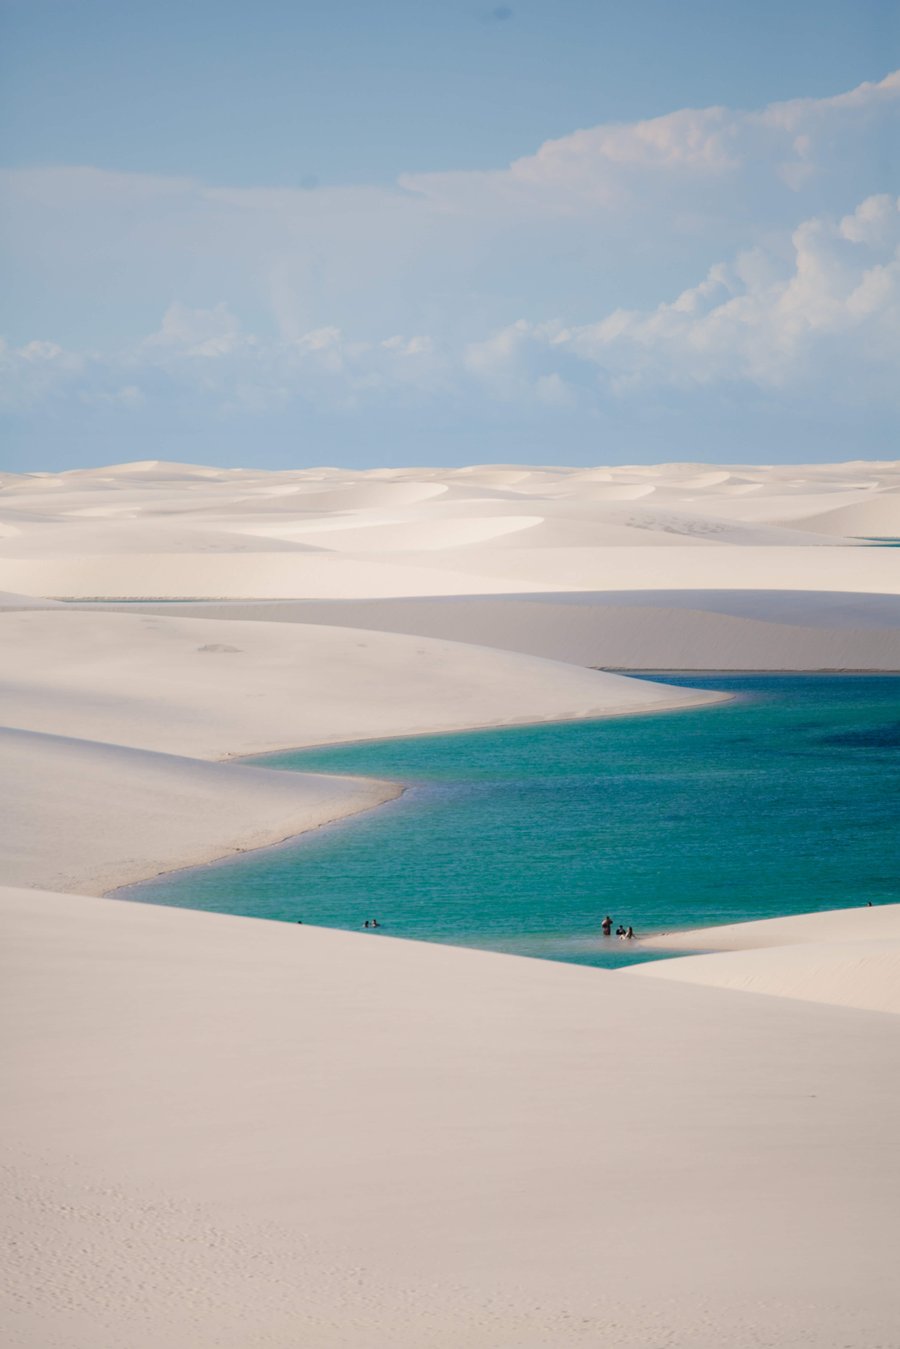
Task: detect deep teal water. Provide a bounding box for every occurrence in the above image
[126,676,900,969]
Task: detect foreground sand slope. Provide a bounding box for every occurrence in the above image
[3,885,899,1349]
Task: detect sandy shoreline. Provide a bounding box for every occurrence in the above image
[0,608,724,896]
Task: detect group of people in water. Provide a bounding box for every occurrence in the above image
[601,915,635,940]
[362,918,381,929]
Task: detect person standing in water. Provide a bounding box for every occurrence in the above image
[601,915,613,937]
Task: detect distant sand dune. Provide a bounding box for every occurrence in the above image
[3,459,898,602]
[785,493,900,538]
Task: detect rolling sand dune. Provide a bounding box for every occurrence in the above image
[782,493,900,538]
[630,938,900,1014]
[382,542,900,595]
[2,460,899,604]
[628,905,900,1014]
[0,725,398,895]
[0,589,61,610]
[120,592,900,669]
[0,609,715,763]
[3,460,899,1347]
[3,543,896,601]
[0,603,717,898]
[639,901,900,951]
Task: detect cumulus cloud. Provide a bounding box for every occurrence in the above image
[1,72,898,463]
[2,194,898,426]
[3,69,897,339]
[399,68,899,215]
[555,194,900,392]
[146,302,245,358]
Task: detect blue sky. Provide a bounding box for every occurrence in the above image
[2,0,899,468]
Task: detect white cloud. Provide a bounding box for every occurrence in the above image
[0,336,85,411]
[552,194,900,393]
[146,302,245,358]
[3,69,897,353]
[2,72,898,458]
[2,195,898,424]
[400,69,899,215]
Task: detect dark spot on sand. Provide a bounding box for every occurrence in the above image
[198,643,242,653]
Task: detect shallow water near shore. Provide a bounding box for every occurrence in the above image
[126,675,900,969]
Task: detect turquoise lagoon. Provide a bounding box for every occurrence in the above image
[126,676,900,969]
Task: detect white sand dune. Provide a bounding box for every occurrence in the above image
[127,592,900,669]
[630,938,900,1014]
[2,460,899,603]
[0,588,61,610]
[679,488,891,526]
[639,901,900,951]
[784,493,900,538]
[0,549,568,598]
[0,725,398,895]
[628,905,900,1014]
[4,542,895,601]
[0,605,716,900]
[385,542,899,595]
[285,513,545,552]
[3,885,899,1349]
[0,609,715,763]
[2,459,900,1347]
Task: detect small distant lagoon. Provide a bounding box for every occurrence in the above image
[126,676,900,969]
